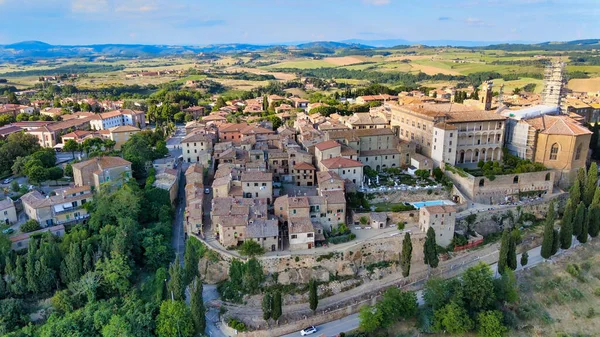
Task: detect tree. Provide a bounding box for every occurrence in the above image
[507,230,517,271]
[560,199,574,249]
[432,302,474,335]
[494,269,518,304]
[262,292,273,321]
[27,165,48,184]
[183,239,199,286]
[541,200,556,259]
[272,291,282,322]
[462,262,496,312]
[63,139,80,159]
[424,227,439,269]
[477,310,508,337]
[238,240,265,257]
[497,229,510,275]
[551,229,560,255]
[95,254,132,295]
[167,257,185,301]
[21,219,41,233]
[102,315,134,337]
[156,301,195,337]
[577,167,587,192]
[378,288,418,325]
[589,204,600,238]
[570,180,581,205]
[155,140,169,158]
[262,96,268,111]
[359,305,383,333]
[401,232,412,277]
[578,206,589,243]
[520,251,528,267]
[573,201,585,238]
[190,277,206,335]
[309,278,318,313]
[584,162,598,206]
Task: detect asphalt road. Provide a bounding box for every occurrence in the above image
[282,241,572,337]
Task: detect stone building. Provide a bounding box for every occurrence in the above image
[0,197,17,225]
[240,171,273,203]
[72,156,132,190]
[21,186,93,227]
[292,162,316,186]
[318,157,364,186]
[246,219,279,251]
[182,131,214,165]
[325,128,401,171]
[419,205,456,247]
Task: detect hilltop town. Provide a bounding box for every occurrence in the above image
[2,43,600,337]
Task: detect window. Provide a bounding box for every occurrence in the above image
[575,143,582,160]
[291,234,298,239]
[307,233,314,238]
[513,176,519,184]
[254,183,259,187]
[550,143,559,160]
[545,172,551,181]
[293,209,297,214]
[450,133,453,137]
[479,179,485,187]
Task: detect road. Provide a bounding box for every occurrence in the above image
[282,241,573,337]
[168,125,226,337]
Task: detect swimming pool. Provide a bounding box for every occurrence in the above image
[410,200,455,209]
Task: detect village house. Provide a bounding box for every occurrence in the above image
[183,106,206,119]
[182,131,214,165]
[419,205,456,247]
[71,156,132,190]
[11,225,65,251]
[211,197,270,248]
[241,171,273,203]
[292,162,316,186]
[0,197,17,225]
[21,186,93,227]
[28,117,93,148]
[318,157,364,186]
[89,109,146,130]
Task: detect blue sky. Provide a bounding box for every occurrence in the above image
[0,0,598,45]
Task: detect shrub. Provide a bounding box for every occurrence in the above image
[226,318,247,332]
[594,288,600,297]
[397,222,405,230]
[20,219,41,233]
[328,233,356,244]
[294,256,299,262]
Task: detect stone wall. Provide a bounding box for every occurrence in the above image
[445,167,555,204]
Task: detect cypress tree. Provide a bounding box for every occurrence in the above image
[0,275,6,299]
[262,292,273,321]
[520,252,528,267]
[424,227,439,269]
[507,231,518,271]
[183,239,199,286]
[262,96,269,111]
[551,229,560,255]
[560,200,574,250]
[570,180,582,205]
[36,257,55,293]
[578,207,589,243]
[63,243,83,285]
[190,277,206,334]
[592,186,600,206]
[83,244,94,273]
[167,257,185,301]
[26,245,38,293]
[400,232,413,277]
[573,202,586,238]
[541,200,556,259]
[584,163,598,206]
[11,256,26,296]
[308,278,318,313]
[497,229,510,275]
[272,291,282,322]
[577,167,587,194]
[589,205,600,237]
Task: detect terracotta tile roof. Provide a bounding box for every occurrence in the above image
[288,196,309,208]
[315,140,341,151]
[0,125,23,137]
[525,115,592,136]
[320,157,364,169]
[240,171,272,182]
[0,197,14,211]
[182,132,212,143]
[422,205,456,214]
[289,217,314,234]
[326,128,395,140]
[320,190,346,204]
[202,114,227,122]
[109,125,140,133]
[10,225,65,243]
[316,170,344,183]
[293,162,316,170]
[268,94,286,100]
[434,122,457,130]
[340,145,358,156]
[359,149,400,156]
[61,112,95,121]
[98,110,124,119]
[246,219,279,238]
[71,156,131,170]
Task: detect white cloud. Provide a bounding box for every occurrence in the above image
[362,0,391,5]
[72,0,108,13]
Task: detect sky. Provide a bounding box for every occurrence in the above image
[0,0,598,45]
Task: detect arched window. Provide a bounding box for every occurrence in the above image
[513,176,519,184]
[549,143,559,160]
[575,143,582,160]
[479,179,485,187]
[545,172,551,181]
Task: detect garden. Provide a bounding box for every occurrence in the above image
[362,167,440,192]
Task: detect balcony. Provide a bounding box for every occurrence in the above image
[55,213,90,225]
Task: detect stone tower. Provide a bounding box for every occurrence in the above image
[480,81,493,110]
[542,61,566,112]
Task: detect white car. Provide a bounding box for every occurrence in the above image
[300,326,317,336]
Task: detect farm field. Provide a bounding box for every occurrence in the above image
[568,78,600,93]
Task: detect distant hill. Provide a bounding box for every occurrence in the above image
[0,39,597,61]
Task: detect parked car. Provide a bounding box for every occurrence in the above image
[300,326,317,336]
[2,178,13,184]
[204,188,210,194]
[2,228,14,235]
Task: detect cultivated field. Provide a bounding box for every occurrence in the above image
[568,78,600,93]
